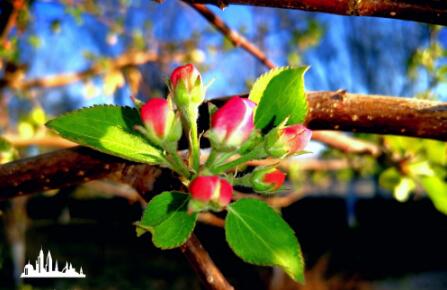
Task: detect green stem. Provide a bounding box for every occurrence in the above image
[173,153,191,178]
[165,147,191,178]
[212,145,265,173]
[190,121,200,172]
[233,173,252,187]
[204,148,219,168]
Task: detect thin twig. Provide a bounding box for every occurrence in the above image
[198,212,225,228]
[188,3,275,68]
[3,134,76,148]
[0,50,158,90]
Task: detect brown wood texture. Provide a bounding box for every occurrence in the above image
[1,91,446,199]
[181,234,234,290]
[306,91,447,141]
[185,0,447,26]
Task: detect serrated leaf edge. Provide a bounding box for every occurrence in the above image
[142,192,198,250]
[46,105,163,164]
[225,199,304,282]
[249,66,291,104]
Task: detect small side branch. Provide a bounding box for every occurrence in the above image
[188,3,275,68]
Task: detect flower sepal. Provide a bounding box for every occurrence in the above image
[169,64,205,109]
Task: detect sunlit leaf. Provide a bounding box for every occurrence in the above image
[225,198,304,283]
[419,175,447,215]
[394,177,416,202]
[46,105,163,164]
[250,67,308,129]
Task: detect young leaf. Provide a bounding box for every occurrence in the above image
[225,198,304,283]
[139,191,197,249]
[46,105,163,164]
[419,176,447,215]
[249,66,308,129]
[249,66,289,105]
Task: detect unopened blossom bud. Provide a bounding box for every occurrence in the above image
[140,98,182,146]
[265,124,312,158]
[169,64,205,108]
[188,176,233,212]
[208,96,256,150]
[251,167,286,193]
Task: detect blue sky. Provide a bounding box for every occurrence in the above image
[12,0,446,116]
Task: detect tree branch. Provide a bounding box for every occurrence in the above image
[184,0,447,26]
[0,50,158,90]
[180,234,234,290]
[1,90,446,198]
[188,3,275,68]
[306,91,447,141]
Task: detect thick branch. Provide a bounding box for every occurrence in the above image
[306,91,447,141]
[184,0,447,26]
[0,146,181,201]
[1,90,446,198]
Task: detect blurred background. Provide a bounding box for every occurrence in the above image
[0,0,447,289]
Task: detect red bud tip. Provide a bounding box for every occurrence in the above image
[263,169,286,191]
[189,176,233,209]
[209,96,256,149]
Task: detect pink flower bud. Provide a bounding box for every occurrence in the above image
[208,96,256,149]
[251,167,286,193]
[169,64,205,107]
[265,124,312,158]
[140,98,182,145]
[189,176,233,211]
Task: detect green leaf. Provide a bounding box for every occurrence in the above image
[46,105,163,164]
[419,176,447,215]
[394,177,415,202]
[249,67,289,104]
[139,191,197,249]
[249,66,308,129]
[225,198,304,283]
[378,167,401,191]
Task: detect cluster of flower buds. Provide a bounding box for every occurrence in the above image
[137,64,313,213]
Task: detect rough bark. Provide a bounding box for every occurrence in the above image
[184,0,447,26]
[306,91,447,141]
[1,90,446,199]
